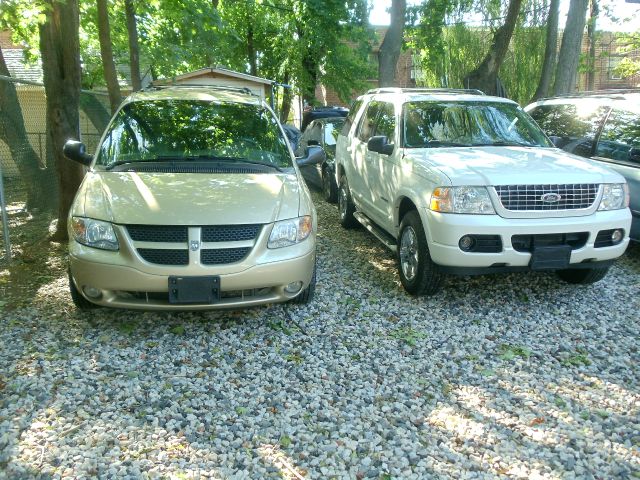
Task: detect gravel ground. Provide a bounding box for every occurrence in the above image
[1,192,639,479]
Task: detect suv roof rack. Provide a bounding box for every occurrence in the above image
[366,87,485,96]
[541,88,640,100]
[144,84,257,96]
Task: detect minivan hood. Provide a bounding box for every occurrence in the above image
[75,172,301,225]
[405,146,624,186]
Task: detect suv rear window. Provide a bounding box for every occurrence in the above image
[96,100,291,169]
[403,101,551,148]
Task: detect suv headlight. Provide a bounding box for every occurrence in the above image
[71,217,119,251]
[268,216,313,249]
[598,183,629,211]
[430,187,496,214]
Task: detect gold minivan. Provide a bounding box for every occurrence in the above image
[63,86,321,310]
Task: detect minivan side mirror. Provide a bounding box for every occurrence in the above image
[368,135,394,155]
[63,140,93,166]
[296,145,326,166]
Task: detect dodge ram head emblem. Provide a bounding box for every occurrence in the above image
[540,192,562,203]
[190,240,200,251]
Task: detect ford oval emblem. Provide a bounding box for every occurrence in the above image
[541,192,562,203]
[190,240,200,251]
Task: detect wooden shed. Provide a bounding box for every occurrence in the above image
[154,67,275,103]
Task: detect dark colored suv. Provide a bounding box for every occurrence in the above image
[526,92,639,241]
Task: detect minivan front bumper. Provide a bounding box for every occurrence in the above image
[422,208,631,271]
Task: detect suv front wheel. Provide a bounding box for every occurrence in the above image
[338,176,358,228]
[397,211,444,296]
[556,266,610,284]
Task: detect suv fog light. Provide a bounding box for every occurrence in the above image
[459,235,476,252]
[284,281,303,293]
[611,229,623,244]
[83,286,102,299]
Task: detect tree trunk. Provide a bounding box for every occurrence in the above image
[125,0,142,91]
[586,0,598,91]
[531,0,560,101]
[279,71,292,123]
[463,0,523,95]
[0,49,53,211]
[97,0,122,113]
[79,91,111,132]
[553,0,589,95]
[40,0,85,241]
[378,0,406,87]
[247,25,257,76]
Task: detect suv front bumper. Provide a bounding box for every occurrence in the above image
[422,208,631,271]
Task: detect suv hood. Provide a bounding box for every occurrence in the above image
[74,172,301,225]
[405,146,624,186]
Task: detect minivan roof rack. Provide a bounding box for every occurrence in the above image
[541,88,640,100]
[143,84,257,96]
[366,87,485,96]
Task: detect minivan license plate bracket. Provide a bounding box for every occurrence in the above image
[529,245,572,271]
[168,276,220,304]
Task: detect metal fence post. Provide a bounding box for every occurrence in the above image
[0,158,11,263]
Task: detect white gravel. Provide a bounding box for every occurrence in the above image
[1,192,639,479]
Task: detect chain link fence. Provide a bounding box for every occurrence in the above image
[0,75,110,264]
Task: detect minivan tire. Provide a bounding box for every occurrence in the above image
[290,263,316,304]
[397,210,444,296]
[556,266,610,284]
[68,270,99,310]
[338,176,358,228]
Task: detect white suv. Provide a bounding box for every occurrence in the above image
[335,88,631,295]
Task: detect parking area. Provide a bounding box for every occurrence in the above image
[1,191,639,479]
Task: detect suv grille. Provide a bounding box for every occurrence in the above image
[494,184,598,211]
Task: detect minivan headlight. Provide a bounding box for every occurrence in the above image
[598,183,629,211]
[430,187,496,214]
[268,216,313,248]
[71,217,119,251]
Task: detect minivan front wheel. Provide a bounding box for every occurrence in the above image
[397,211,444,296]
[556,266,610,284]
[68,270,99,310]
[338,177,358,229]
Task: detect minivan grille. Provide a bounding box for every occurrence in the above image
[201,248,251,265]
[202,224,262,242]
[138,248,189,265]
[127,225,188,243]
[494,184,598,211]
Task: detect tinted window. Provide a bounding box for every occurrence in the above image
[528,103,608,157]
[357,101,381,142]
[341,99,362,136]
[595,108,640,165]
[374,102,396,140]
[404,101,551,148]
[96,100,291,168]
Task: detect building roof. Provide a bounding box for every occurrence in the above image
[1,48,43,83]
[157,67,275,86]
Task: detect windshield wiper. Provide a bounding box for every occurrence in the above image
[470,141,534,147]
[106,155,285,172]
[419,141,470,148]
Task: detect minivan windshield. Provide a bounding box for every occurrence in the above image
[403,101,552,148]
[95,100,292,169]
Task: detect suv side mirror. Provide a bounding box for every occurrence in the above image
[368,135,394,155]
[63,140,93,166]
[296,145,325,166]
[628,147,640,163]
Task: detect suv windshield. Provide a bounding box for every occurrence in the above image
[95,100,291,169]
[403,101,551,148]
